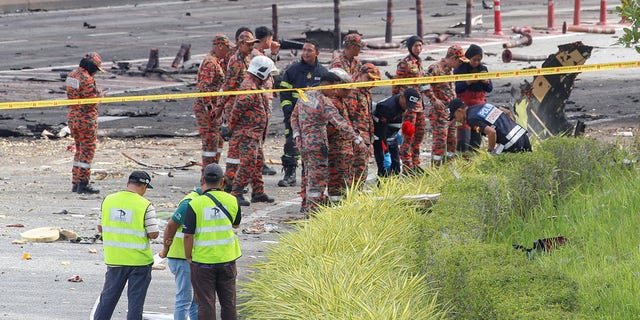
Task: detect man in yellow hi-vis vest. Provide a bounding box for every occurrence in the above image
[94,171,159,320]
[184,164,241,320]
[160,185,202,319]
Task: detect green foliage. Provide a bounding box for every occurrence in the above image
[428,243,582,320]
[616,0,640,53]
[476,150,557,218]
[240,137,639,319]
[494,170,640,318]
[240,179,446,319]
[537,137,614,196]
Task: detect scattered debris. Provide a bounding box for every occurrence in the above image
[146,48,160,71]
[83,22,96,29]
[88,248,97,254]
[513,236,568,259]
[121,152,198,170]
[6,223,25,228]
[449,14,483,28]
[501,49,547,63]
[70,234,102,244]
[22,253,31,260]
[67,275,83,282]
[359,58,388,66]
[435,33,451,43]
[52,210,69,215]
[171,43,191,69]
[503,33,533,49]
[431,12,455,17]
[512,42,593,140]
[12,239,25,245]
[20,227,80,242]
[20,227,60,242]
[511,26,532,34]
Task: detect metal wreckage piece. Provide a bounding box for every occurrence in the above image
[512,41,593,141]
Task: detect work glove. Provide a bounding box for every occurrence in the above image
[401,121,415,138]
[396,133,404,146]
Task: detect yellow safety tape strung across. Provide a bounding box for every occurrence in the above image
[1,61,639,110]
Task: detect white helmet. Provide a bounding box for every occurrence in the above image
[328,67,352,83]
[247,55,278,80]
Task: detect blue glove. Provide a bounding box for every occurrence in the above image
[396,132,404,146]
[383,153,391,170]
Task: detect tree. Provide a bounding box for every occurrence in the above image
[616,0,640,53]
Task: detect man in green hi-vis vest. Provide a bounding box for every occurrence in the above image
[94,170,159,320]
[184,163,242,320]
[160,184,202,320]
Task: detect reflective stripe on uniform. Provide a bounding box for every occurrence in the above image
[329,195,343,202]
[389,123,402,128]
[174,232,184,239]
[308,192,322,197]
[102,226,146,238]
[193,237,236,246]
[202,150,217,157]
[195,225,233,233]
[432,155,443,161]
[504,126,527,150]
[73,161,91,169]
[103,240,150,250]
[281,100,293,107]
[280,81,293,89]
[226,158,241,164]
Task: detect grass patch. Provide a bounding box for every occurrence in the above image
[240,136,639,319]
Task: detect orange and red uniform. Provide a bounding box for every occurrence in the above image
[66,66,99,186]
[393,54,427,170]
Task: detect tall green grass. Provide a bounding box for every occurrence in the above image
[240,136,639,319]
[240,178,446,319]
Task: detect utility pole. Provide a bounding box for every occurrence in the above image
[334,0,341,50]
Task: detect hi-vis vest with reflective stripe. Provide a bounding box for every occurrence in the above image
[101,191,153,266]
[189,191,241,264]
[167,190,200,259]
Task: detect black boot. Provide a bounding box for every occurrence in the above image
[72,183,78,193]
[482,0,493,9]
[77,181,100,194]
[277,166,297,187]
[251,192,275,203]
[235,194,250,207]
[262,164,277,176]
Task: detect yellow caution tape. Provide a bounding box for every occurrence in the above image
[1,61,639,110]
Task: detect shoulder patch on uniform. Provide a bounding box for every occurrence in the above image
[65,77,80,89]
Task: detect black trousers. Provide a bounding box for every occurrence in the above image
[190,261,237,320]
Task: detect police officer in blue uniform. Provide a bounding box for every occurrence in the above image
[449,98,532,154]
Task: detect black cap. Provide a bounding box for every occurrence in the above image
[405,35,423,54]
[403,88,421,111]
[128,170,153,189]
[254,26,273,41]
[448,98,466,121]
[203,163,224,183]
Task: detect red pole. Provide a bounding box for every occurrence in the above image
[385,0,393,43]
[416,0,423,38]
[494,0,502,35]
[465,0,472,36]
[547,0,554,30]
[272,4,278,40]
[573,0,580,26]
[597,0,607,25]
